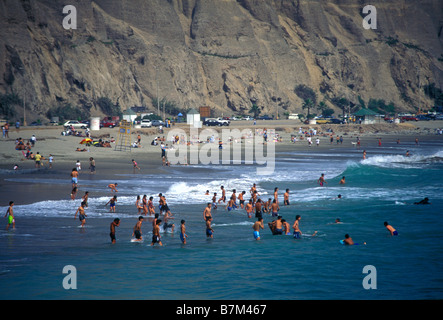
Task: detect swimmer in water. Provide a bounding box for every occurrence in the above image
[106,195,117,213]
[110,218,120,244]
[151,219,163,246]
[206,217,214,238]
[317,173,327,186]
[384,222,398,236]
[292,215,302,238]
[108,183,118,192]
[132,216,144,242]
[252,217,264,240]
[342,234,366,245]
[74,201,87,228]
[282,219,291,235]
[414,197,430,205]
[180,220,187,244]
[5,201,15,230]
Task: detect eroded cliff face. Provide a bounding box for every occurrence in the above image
[1,0,442,121]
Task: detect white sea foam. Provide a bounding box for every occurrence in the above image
[361,150,443,168]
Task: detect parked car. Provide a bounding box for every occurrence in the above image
[258,115,273,120]
[315,118,329,124]
[63,120,88,129]
[435,114,443,120]
[203,119,222,126]
[215,117,230,126]
[401,116,418,121]
[100,120,118,128]
[151,120,165,127]
[327,118,343,124]
[140,120,152,128]
[243,116,254,121]
[416,115,431,121]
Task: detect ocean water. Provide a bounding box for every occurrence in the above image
[0,140,442,300]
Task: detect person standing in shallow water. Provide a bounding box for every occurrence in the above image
[5,201,15,230]
[317,173,327,187]
[110,218,120,244]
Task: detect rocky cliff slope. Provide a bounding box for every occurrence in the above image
[1,0,442,121]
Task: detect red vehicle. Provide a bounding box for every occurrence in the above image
[401,116,418,121]
[100,117,119,128]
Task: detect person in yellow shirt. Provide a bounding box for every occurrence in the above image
[34,152,42,168]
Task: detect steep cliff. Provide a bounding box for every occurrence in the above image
[1,0,442,121]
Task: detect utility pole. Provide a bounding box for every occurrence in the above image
[155,66,160,116]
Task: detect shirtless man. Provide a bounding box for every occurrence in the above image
[211,193,218,210]
[231,189,237,207]
[273,187,279,204]
[161,196,172,217]
[110,218,120,244]
[238,191,246,209]
[343,234,354,245]
[270,199,280,217]
[132,216,144,242]
[71,168,79,188]
[180,220,188,244]
[205,217,214,238]
[252,217,264,240]
[203,203,212,222]
[250,183,257,197]
[255,199,263,219]
[226,197,235,212]
[284,189,290,205]
[218,186,226,204]
[74,201,87,228]
[270,215,283,235]
[251,190,258,206]
[292,215,302,239]
[106,196,117,213]
[282,219,291,235]
[384,222,398,236]
[317,173,327,187]
[5,201,15,230]
[245,199,253,218]
[108,183,118,192]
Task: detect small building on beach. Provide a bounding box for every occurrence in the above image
[187,108,201,127]
[122,108,137,124]
[354,108,378,124]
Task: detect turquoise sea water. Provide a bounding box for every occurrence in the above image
[1,140,442,300]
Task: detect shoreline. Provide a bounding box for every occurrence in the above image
[1,121,442,205]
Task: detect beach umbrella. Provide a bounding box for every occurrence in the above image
[80,138,92,144]
[80,138,93,147]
